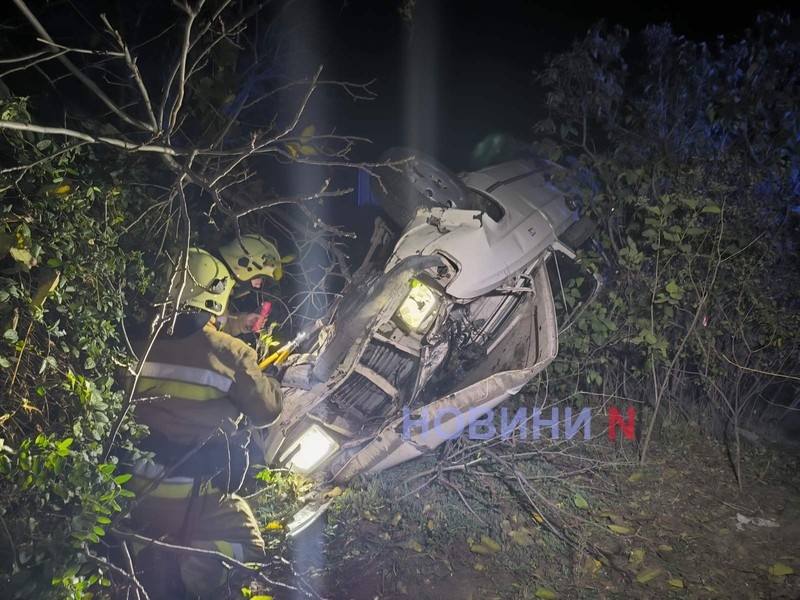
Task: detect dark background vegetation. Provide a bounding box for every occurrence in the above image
[284,0,800,168]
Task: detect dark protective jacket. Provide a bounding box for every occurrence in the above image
[123,317,279,597]
[130,318,282,447]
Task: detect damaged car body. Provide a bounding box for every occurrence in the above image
[260,148,603,534]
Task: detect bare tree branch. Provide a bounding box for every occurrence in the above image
[100,14,159,131]
[0,120,179,155]
[11,0,156,132]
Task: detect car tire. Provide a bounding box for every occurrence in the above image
[560,215,596,249]
[371,147,480,228]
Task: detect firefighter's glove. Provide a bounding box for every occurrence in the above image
[262,364,282,380]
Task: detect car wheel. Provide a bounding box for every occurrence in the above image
[371,147,479,228]
[560,215,596,249]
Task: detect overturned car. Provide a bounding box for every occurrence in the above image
[260,148,602,533]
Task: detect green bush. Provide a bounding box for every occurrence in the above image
[0,98,155,598]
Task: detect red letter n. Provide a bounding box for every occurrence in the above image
[608,407,635,440]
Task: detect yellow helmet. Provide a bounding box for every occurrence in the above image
[171,248,234,316]
[218,234,290,282]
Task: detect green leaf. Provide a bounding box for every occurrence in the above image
[98,463,115,476]
[573,493,589,509]
[629,548,645,567]
[298,144,317,157]
[608,524,632,534]
[769,563,794,576]
[636,567,664,583]
[645,205,661,216]
[9,247,36,269]
[701,204,721,214]
[56,438,73,456]
[586,370,603,385]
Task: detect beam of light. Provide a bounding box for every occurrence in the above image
[278,4,330,597]
[402,2,441,158]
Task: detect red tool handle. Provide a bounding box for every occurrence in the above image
[251,301,272,332]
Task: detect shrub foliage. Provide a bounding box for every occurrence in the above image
[534,14,800,462]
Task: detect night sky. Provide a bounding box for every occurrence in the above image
[275,0,799,171]
[2,0,797,234]
[3,1,797,172]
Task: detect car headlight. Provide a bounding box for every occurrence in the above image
[395,279,440,333]
[280,425,339,475]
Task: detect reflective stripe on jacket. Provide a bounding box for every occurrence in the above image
[137,361,233,401]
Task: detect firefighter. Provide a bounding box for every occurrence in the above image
[124,247,282,599]
[213,234,293,337]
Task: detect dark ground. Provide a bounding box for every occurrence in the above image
[254,427,800,600]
